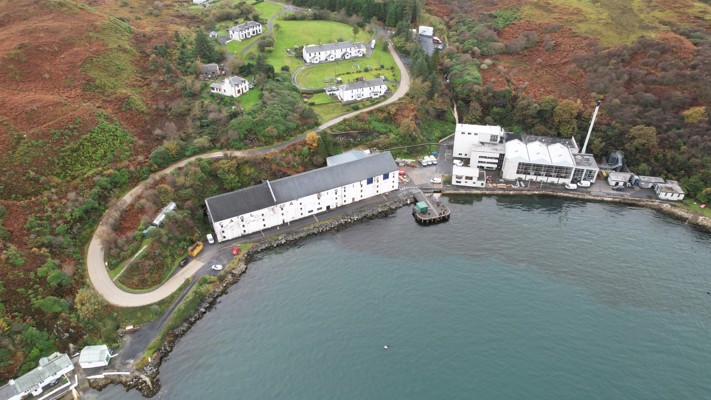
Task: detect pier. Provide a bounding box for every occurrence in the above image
[412,189,450,225]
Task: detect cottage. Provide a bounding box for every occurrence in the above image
[210,76,250,98]
[0,353,74,400]
[655,180,685,201]
[228,21,262,41]
[332,78,387,103]
[637,175,665,189]
[209,30,218,38]
[198,63,221,80]
[302,41,366,64]
[79,345,112,369]
[205,152,399,242]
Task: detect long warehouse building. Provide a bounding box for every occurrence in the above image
[205,152,399,242]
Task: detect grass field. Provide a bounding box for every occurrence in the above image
[294,45,399,89]
[224,2,284,54]
[309,93,385,122]
[237,86,261,110]
[253,1,283,20]
[522,0,711,45]
[265,20,373,72]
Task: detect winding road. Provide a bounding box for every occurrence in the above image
[87,42,411,307]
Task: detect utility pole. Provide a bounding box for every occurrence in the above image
[581,100,602,154]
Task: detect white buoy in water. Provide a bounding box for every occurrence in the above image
[384,345,389,350]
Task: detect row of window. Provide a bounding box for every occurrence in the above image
[515,162,573,179]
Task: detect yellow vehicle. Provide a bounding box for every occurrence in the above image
[188,241,204,257]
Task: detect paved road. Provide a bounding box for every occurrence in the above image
[87,42,410,307]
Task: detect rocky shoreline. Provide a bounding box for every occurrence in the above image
[90,193,415,397]
[90,188,709,397]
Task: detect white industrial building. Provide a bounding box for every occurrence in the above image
[607,171,633,187]
[228,21,262,41]
[655,180,685,201]
[452,124,506,170]
[501,133,599,184]
[205,152,399,242]
[210,76,250,98]
[302,41,366,64]
[79,345,112,369]
[452,165,486,187]
[331,78,387,103]
[637,175,665,189]
[0,353,74,400]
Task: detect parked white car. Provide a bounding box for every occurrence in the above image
[431,177,442,184]
[577,180,592,188]
[206,233,215,244]
[453,159,463,167]
[211,264,223,271]
[565,183,578,190]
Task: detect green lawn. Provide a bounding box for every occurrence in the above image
[226,36,260,55]
[310,94,385,122]
[237,87,261,110]
[294,45,398,89]
[253,1,284,20]
[264,20,373,72]
[682,198,711,218]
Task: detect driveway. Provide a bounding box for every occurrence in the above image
[86,41,410,307]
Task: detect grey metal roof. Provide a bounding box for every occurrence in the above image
[200,63,220,74]
[11,353,72,394]
[79,345,111,366]
[326,150,370,166]
[228,76,246,86]
[341,78,385,91]
[205,152,397,223]
[657,180,685,194]
[207,183,275,224]
[303,41,365,54]
[572,153,598,168]
[229,21,261,32]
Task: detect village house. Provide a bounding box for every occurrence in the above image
[418,26,434,36]
[330,78,387,103]
[302,41,366,64]
[205,152,399,242]
[0,353,75,400]
[228,21,262,41]
[210,76,250,98]
[198,63,221,80]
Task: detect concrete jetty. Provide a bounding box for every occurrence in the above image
[412,189,450,225]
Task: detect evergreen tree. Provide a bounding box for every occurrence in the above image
[193,30,221,64]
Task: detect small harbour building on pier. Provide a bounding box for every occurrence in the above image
[205,152,399,242]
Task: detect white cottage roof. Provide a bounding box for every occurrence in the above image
[229,21,261,33]
[10,353,72,395]
[340,78,384,91]
[79,345,111,367]
[303,41,365,54]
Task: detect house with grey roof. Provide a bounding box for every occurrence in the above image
[210,75,249,98]
[79,345,112,369]
[205,152,399,242]
[0,352,75,400]
[655,180,685,201]
[302,41,366,64]
[332,78,387,103]
[228,21,262,41]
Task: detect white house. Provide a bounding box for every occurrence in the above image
[205,152,399,242]
[302,41,366,64]
[501,133,599,185]
[418,26,434,36]
[228,21,262,41]
[210,76,250,98]
[452,124,506,170]
[655,180,685,201]
[332,78,387,103]
[452,165,486,187]
[0,353,74,400]
[79,345,112,369]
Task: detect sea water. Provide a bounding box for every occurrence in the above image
[96,196,711,399]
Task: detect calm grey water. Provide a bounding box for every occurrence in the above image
[97,197,711,400]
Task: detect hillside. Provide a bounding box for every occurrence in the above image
[426,0,711,199]
[0,0,185,380]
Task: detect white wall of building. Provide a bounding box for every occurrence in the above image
[336,84,387,102]
[229,23,262,41]
[452,165,485,187]
[303,44,365,64]
[210,78,250,98]
[212,171,398,241]
[452,124,504,159]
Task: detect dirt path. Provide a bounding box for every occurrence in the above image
[86,42,410,307]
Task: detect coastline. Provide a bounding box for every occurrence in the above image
[89,188,710,397]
